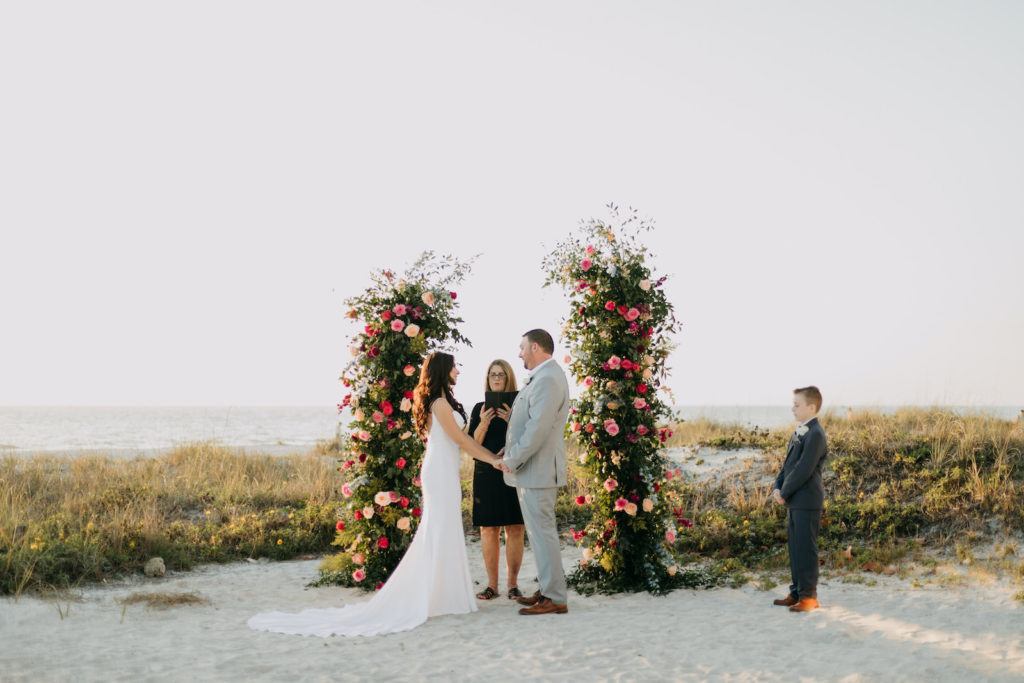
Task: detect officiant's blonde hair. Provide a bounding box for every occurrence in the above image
[484,359,518,393]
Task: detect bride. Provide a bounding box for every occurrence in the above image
[248,352,501,637]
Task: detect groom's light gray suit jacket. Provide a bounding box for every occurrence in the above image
[502,360,570,489]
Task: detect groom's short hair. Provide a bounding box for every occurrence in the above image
[794,386,823,411]
[523,329,554,354]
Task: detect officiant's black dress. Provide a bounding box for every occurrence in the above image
[468,402,524,527]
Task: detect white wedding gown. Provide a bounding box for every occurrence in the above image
[247,411,476,637]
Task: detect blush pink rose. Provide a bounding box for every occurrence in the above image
[581,258,593,271]
[603,477,617,492]
[604,419,619,436]
[393,304,407,315]
[625,308,640,321]
[403,365,416,376]
[352,568,366,581]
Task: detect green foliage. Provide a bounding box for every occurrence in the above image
[543,205,701,593]
[316,252,473,590]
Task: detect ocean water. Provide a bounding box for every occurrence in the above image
[0,406,341,456]
[0,405,1019,457]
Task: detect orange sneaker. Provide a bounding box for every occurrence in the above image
[789,598,820,612]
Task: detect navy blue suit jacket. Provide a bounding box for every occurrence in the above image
[773,417,828,510]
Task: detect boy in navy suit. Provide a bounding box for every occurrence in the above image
[771,386,828,612]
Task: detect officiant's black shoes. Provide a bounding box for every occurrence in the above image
[516,590,543,606]
[518,597,568,615]
[773,595,799,607]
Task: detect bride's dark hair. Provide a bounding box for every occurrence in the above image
[412,352,466,439]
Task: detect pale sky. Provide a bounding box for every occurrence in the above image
[2,1,1022,407]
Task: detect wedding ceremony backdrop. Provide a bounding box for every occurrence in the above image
[321,209,713,593]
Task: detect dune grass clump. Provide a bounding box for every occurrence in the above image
[0,443,346,596]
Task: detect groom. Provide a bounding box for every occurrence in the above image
[494,329,571,616]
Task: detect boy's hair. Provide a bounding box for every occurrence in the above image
[794,386,823,411]
[522,329,554,354]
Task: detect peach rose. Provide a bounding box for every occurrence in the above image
[404,324,421,337]
[422,291,436,305]
[397,517,411,531]
[642,498,654,513]
[352,553,365,565]
[625,503,638,516]
[362,506,374,519]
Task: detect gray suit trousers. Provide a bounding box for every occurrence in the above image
[787,508,821,600]
[518,486,567,604]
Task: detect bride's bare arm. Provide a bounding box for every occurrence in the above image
[431,399,499,465]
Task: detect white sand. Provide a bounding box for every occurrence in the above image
[3,541,1023,682]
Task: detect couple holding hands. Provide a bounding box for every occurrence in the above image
[249,329,570,638]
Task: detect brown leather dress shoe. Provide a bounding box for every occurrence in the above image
[773,595,799,607]
[789,597,819,612]
[518,597,568,615]
[516,590,543,606]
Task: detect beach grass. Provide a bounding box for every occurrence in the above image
[0,443,345,596]
[2,409,1022,595]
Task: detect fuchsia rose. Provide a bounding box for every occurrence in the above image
[391,319,405,332]
[393,304,407,315]
[581,258,593,271]
[404,324,421,337]
[412,507,422,517]
[603,477,618,492]
[378,537,389,549]
[352,569,366,582]
[572,529,585,541]
[395,458,407,469]
[604,419,619,436]
[449,291,457,300]
[341,483,353,498]
[614,497,628,511]
[403,365,416,376]
[399,496,409,508]
[604,300,616,311]
[621,359,633,371]
[625,308,640,321]
[389,491,398,502]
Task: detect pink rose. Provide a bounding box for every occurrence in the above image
[625,308,640,321]
[581,258,592,272]
[637,424,649,435]
[603,477,617,492]
[604,419,619,436]
[584,376,594,387]
[341,484,353,498]
[393,304,407,315]
[413,477,422,487]
[391,319,405,332]
[586,245,596,256]
[396,458,406,469]
[352,568,366,582]
[604,301,616,311]
[665,530,676,543]
[614,498,628,511]
[634,398,647,410]
[403,365,416,376]
[372,411,384,423]
[381,311,393,321]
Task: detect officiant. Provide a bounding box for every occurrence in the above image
[467,359,526,601]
